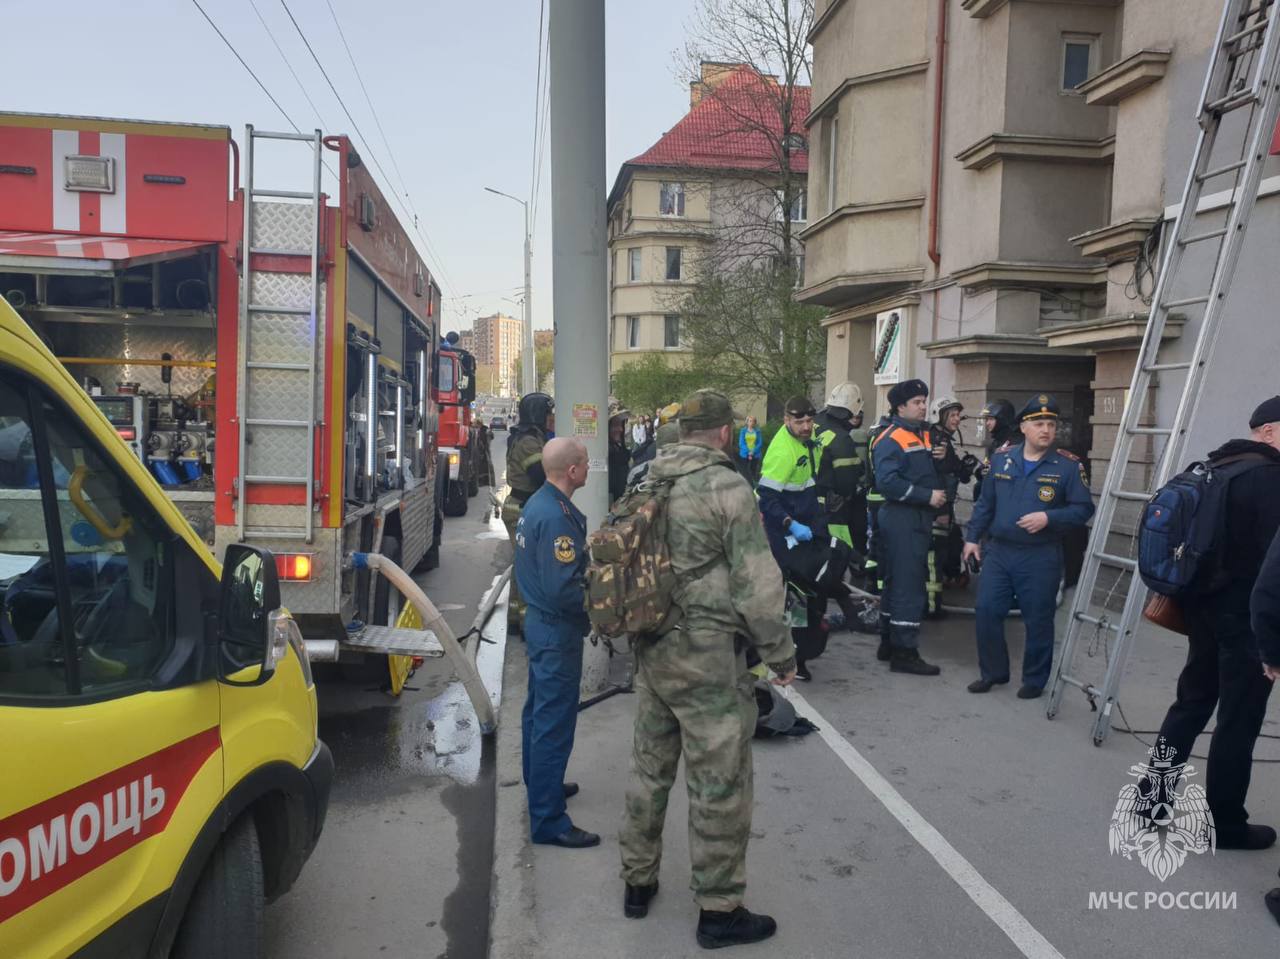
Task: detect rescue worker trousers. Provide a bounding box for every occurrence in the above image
[619,629,757,911]
[1157,588,1275,834]
[501,498,526,625]
[877,504,933,650]
[975,541,1061,689]
[521,607,585,841]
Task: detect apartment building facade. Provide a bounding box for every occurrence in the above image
[607,64,810,401]
[802,0,1280,496]
[472,312,523,397]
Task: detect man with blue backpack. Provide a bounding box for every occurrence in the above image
[1146,396,1280,851]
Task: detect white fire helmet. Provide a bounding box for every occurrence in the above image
[824,381,863,417]
[932,396,963,422]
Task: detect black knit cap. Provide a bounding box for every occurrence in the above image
[1250,395,1280,429]
[887,379,929,410]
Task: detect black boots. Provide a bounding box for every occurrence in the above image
[624,881,659,919]
[889,648,941,676]
[696,906,778,949]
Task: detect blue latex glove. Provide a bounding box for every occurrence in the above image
[788,520,813,542]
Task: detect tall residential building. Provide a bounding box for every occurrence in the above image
[802,0,1275,495]
[473,312,523,397]
[607,63,810,397]
[456,329,476,354]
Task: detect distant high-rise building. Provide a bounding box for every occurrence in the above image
[534,329,553,349]
[457,330,476,354]
[473,312,523,397]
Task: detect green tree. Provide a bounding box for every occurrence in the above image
[513,344,555,394]
[677,263,825,417]
[611,353,705,417]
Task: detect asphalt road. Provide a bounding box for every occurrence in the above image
[264,490,508,959]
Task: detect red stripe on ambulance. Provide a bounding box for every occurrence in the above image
[0,727,220,924]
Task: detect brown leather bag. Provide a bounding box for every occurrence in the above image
[1143,592,1188,635]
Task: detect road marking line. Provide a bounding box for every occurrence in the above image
[789,691,1066,959]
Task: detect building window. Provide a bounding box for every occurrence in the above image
[659,182,685,217]
[626,315,640,349]
[776,188,807,223]
[665,247,682,281]
[663,314,681,349]
[1062,34,1098,92]
[628,248,642,282]
[825,115,839,215]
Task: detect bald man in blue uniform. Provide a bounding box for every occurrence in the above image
[515,436,599,848]
[962,394,1094,699]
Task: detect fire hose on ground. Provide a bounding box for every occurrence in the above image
[352,552,497,734]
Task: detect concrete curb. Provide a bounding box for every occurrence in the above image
[488,635,540,959]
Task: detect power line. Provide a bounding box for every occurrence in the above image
[323,0,413,209]
[277,0,458,297]
[191,0,301,133]
[247,0,330,132]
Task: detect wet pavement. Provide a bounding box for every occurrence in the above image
[264,493,509,959]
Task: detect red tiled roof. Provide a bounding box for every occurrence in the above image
[626,65,811,175]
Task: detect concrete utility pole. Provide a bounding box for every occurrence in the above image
[484,186,537,393]
[550,0,609,695]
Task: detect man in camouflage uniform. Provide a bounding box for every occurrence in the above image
[618,390,796,950]
[503,392,555,631]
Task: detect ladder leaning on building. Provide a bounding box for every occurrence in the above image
[1047,0,1280,745]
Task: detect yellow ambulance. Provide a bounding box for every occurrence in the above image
[0,293,331,957]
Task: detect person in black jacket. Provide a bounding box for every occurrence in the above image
[1251,524,1280,928]
[1157,395,1280,851]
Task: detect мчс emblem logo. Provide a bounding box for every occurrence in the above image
[1109,737,1214,882]
[1037,486,1055,503]
[553,535,576,564]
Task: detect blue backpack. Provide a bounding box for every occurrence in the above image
[1138,454,1268,597]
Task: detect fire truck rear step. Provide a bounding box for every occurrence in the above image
[342,625,444,658]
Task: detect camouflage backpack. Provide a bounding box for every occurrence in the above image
[586,475,687,639]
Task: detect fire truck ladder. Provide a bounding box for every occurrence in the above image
[1047,0,1280,744]
[236,126,324,544]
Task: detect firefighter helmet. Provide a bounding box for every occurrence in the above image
[824,381,863,418]
[517,392,555,428]
[657,402,682,425]
[979,398,1016,432]
[932,396,963,422]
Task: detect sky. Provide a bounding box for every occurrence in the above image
[3,0,696,331]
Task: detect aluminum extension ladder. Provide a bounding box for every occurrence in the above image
[1047,0,1280,744]
[236,126,324,544]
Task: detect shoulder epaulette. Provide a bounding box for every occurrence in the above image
[996,441,1016,454]
[1056,448,1080,461]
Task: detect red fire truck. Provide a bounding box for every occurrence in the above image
[0,112,449,671]
[436,333,485,517]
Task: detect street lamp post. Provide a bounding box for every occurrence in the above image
[484,186,536,395]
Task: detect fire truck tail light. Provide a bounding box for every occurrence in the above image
[448,452,460,466]
[116,428,137,441]
[275,553,314,582]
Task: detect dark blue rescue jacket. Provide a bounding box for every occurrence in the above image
[871,416,941,509]
[514,483,589,625]
[966,443,1094,547]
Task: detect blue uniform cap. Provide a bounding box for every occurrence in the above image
[1018,393,1060,422]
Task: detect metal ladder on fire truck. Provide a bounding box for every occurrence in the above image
[236,126,323,544]
[1047,0,1280,745]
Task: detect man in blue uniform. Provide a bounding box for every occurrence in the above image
[514,436,599,848]
[872,379,946,675]
[962,394,1094,699]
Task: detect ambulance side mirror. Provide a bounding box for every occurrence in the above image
[217,544,283,686]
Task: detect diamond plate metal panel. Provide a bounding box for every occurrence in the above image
[173,499,216,546]
[341,625,443,658]
[252,201,314,252]
[245,369,311,421]
[0,489,54,549]
[244,424,309,477]
[214,524,341,615]
[400,480,433,570]
[62,324,215,398]
[249,271,314,311]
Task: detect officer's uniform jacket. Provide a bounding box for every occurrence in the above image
[871,416,941,509]
[514,483,589,625]
[966,443,1094,547]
